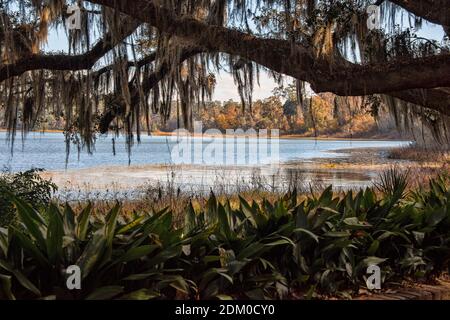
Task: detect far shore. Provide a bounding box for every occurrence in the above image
[0,128,410,142]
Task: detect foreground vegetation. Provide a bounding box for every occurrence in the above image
[0,170,449,300]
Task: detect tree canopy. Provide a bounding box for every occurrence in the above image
[1,0,449,152]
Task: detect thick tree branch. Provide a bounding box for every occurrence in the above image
[92,52,158,81]
[87,0,450,114]
[389,1,450,29]
[3,0,447,116]
[0,19,140,82]
[389,88,450,116]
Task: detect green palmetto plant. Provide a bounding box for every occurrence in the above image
[0,197,194,300]
[0,173,449,300]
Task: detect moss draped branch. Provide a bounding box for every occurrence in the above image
[98,47,203,133]
[86,0,450,115]
[0,19,139,82]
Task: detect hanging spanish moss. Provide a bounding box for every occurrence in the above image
[0,0,449,160]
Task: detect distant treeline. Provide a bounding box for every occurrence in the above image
[10,86,404,139]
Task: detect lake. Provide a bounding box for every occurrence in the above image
[0,132,408,171]
[0,132,411,198]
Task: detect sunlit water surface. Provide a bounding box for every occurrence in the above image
[0,132,408,171]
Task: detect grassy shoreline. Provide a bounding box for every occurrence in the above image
[39,145,446,197]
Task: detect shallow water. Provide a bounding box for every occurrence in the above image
[0,132,408,172]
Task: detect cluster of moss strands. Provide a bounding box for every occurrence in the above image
[0,0,449,158]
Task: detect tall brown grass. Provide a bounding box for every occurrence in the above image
[388,144,450,163]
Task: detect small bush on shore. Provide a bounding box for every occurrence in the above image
[0,173,449,300]
[0,169,57,226]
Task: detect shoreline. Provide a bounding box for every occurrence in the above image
[40,146,403,176]
[39,146,444,196]
[0,128,409,142]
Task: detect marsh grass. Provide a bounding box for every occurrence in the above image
[388,144,450,163]
[54,165,449,232]
[54,166,333,226]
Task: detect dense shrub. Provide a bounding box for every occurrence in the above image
[0,173,448,300]
[0,169,57,226]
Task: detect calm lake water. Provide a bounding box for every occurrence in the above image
[0,132,409,172]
